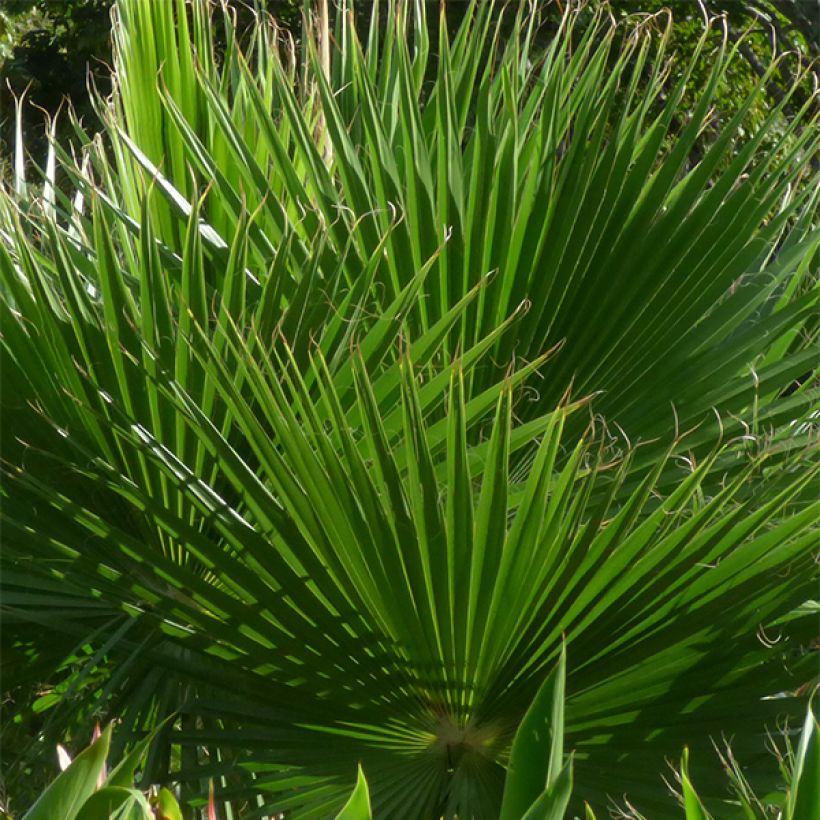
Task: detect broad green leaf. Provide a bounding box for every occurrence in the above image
[156,788,183,820]
[520,756,574,820]
[500,644,567,820]
[787,703,820,820]
[105,716,175,788]
[74,787,153,820]
[334,766,372,820]
[22,725,112,820]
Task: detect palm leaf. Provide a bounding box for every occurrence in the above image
[1,1,817,817]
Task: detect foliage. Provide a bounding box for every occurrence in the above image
[609,697,820,820]
[1,0,816,170]
[1,723,184,820]
[0,1,300,175]
[0,0,114,168]
[341,667,820,820]
[1,0,818,817]
[8,663,818,819]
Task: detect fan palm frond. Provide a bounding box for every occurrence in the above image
[1,1,817,817]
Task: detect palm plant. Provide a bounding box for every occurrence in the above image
[1,0,817,817]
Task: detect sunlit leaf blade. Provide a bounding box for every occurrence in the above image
[787,702,820,820]
[680,749,713,820]
[334,766,372,820]
[21,725,112,820]
[156,788,183,820]
[500,644,566,820]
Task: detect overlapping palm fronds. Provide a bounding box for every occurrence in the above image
[1,0,817,817]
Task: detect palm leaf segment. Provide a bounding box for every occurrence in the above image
[1,0,818,816]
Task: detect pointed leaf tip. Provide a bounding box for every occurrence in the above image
[680,748,712,820]
[335,765,372,820]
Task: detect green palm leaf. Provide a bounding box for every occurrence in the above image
[2,1,817,817]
